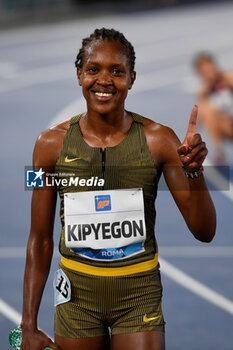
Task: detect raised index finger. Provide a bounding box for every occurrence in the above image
[184,105,198,143]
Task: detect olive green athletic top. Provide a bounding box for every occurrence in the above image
[55,112,161,268]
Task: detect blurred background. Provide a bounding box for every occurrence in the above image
[1,0,233,349]
[0,0,233,28]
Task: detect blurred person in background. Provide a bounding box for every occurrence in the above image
[194,53,233,165]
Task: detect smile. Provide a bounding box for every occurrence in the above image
[92,91,116,101]
[95,92,113,97]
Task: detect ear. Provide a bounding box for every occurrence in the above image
[128,71,136,90]
[77,68,82,86]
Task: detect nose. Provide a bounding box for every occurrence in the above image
[97,69,112,85]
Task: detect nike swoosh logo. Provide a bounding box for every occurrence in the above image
[65,156,80,163]
[143,314,160,323]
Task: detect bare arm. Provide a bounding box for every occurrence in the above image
[145,106,216,242]
[21,125,67,350]
[163,132,216,242]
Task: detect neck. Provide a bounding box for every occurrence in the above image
[81,108,131,137]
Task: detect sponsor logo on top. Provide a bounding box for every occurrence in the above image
[95,195,111,211]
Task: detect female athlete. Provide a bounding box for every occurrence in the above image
[21,28,216,350]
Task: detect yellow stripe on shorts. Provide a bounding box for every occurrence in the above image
[60,253,158,276]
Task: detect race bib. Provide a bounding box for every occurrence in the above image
[64,188,146,261]
[53,269,71,306]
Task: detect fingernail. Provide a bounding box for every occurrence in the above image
[188,146,192,153]
[182,145,187,153]
[183,156,191,164]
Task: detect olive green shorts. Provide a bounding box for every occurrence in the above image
[54,263,165,338]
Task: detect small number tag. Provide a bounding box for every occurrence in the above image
[53,269,71,306]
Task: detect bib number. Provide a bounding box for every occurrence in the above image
[53,269,71,306]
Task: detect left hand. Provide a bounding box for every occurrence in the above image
[177,105,208,171]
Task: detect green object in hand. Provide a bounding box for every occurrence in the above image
[9,326,52,350]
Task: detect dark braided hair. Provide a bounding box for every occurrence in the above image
[75,28,136,72]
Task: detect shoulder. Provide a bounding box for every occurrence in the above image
[37,119,70,145]
[142,116,179,145]
[33,119,70,168]
[141,116,181,166]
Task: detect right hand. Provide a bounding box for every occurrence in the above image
[177,105,207,171]
[21,327,60,350]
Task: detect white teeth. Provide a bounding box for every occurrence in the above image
[95,92,112,97]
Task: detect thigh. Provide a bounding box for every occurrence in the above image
[110,331,165,350]
[54,266,108,339]
[55,334,110,350]
[110,266,165,337]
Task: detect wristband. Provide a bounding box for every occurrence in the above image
[182,165,204,179]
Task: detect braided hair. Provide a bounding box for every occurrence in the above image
[75,28,136,72]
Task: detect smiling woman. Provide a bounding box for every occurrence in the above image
[75,29,136,126]
[77,40,134,117]
[20,28,216,350]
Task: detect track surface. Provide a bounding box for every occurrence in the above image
[1,2,233,349]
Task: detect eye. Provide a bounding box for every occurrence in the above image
[88,67,98,73]
[112,68,124,76]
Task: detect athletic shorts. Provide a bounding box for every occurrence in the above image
[54,261,165,338]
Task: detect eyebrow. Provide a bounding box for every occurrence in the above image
[86,61,124,67]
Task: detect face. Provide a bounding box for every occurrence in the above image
[197,60,219,85]
[77,40,136,115]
